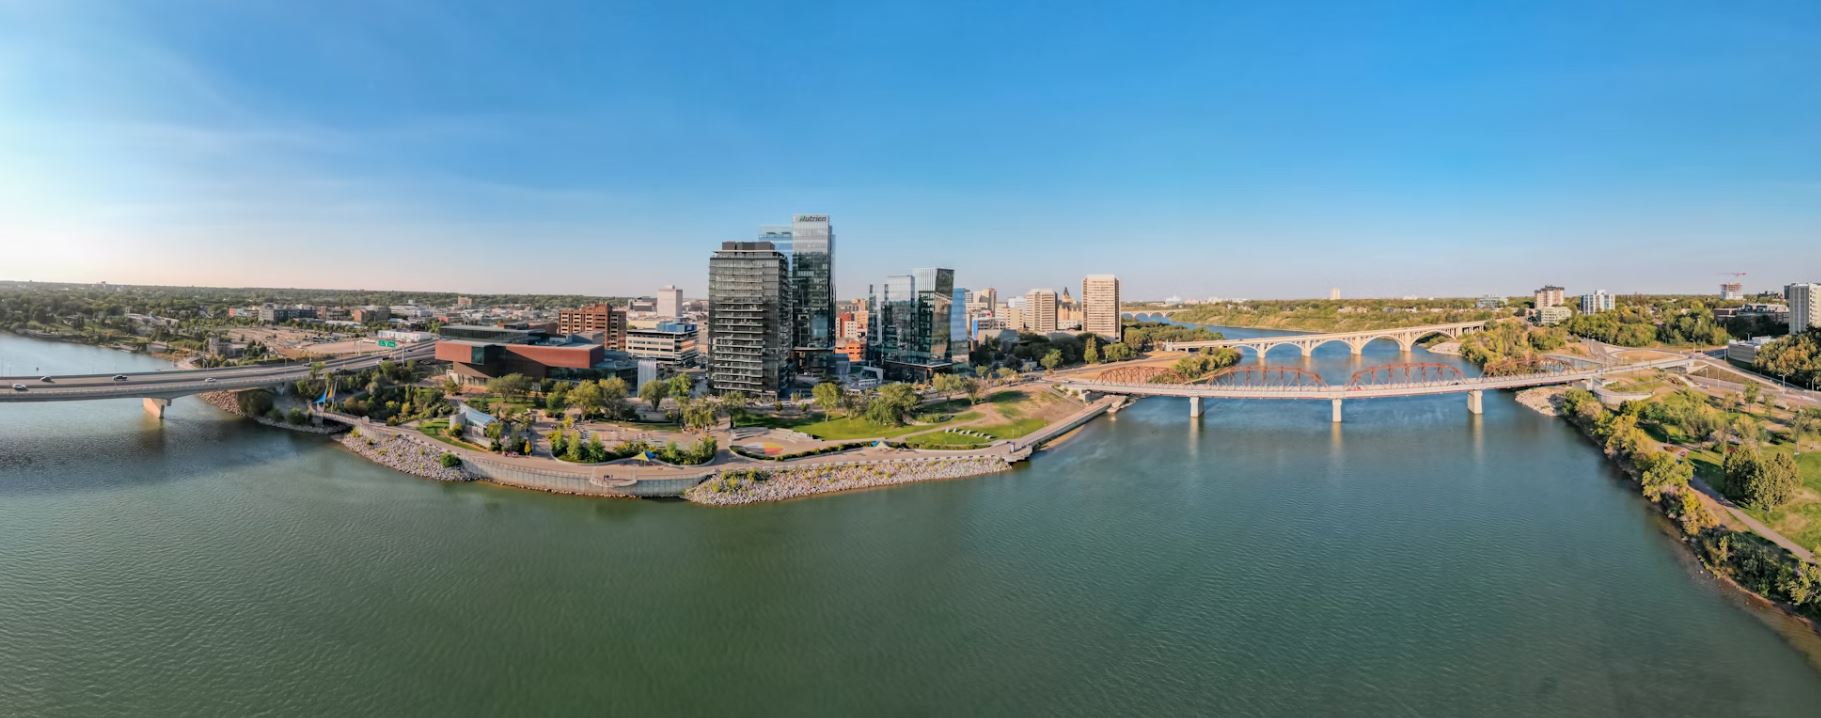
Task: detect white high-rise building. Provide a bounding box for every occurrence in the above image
[1024,289,1058,334]
[1579,290,1614,314]
[1082,275,1121,341]
[1788,283,1821,334]
[656,285,683,319]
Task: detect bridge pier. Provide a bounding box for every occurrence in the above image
[1188,396,1201,419]
[143,397,171,420]
[1467,389,1483,415]
[1331,398,1342,423]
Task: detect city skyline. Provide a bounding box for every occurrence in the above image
[3,2,1818,297]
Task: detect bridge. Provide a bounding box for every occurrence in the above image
[1055,356,1694,422]
[1161,320,1492,359]
[0,342,436,419]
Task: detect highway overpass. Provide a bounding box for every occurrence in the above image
[0,342,436,418]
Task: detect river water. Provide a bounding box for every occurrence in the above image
[4,331,1821,716]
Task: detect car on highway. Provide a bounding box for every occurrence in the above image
[204,377,217,383]
[39,376,52,383]
[11,383,26,392]
[112,375,128,382]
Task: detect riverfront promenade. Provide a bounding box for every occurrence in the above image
[311,394,1125,501]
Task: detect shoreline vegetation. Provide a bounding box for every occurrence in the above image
[1539,386,1821,634]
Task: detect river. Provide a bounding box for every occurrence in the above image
[4,331,1821,716]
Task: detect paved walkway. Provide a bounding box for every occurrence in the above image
[1689,478,1815,562]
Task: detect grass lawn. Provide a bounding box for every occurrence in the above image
[795,416,933,440]
[971,417,1049,440]
[416,419,487,451]
[903,432,992,449]
[1687,443,1821,552]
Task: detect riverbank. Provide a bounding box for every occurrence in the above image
[1547,389,1821,635]
[685,455,1012,505]
[339,429,475,482]
[197,390,344,435]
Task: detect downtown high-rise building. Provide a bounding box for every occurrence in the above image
[1024,288,1058,333]
[1082,274,1121,341]
[761,214,836,358]
[1788,283,1821,334]
[708,241,793,397]
[656,285,684,319]
[867,268,956,379]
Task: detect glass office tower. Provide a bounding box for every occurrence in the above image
[763,214,836,353]
[866,268,955,380]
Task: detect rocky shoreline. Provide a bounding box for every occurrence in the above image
[1513,386,1565,416]
[196,390,344,434]
[338,429,476,482]
[686,456,1011,506]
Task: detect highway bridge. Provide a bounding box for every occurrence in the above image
[1054,356,1695,422]
[1161,320,1493,358]
[0,342,437,418]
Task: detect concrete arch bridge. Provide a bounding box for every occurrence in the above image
[1161,320,1492,359]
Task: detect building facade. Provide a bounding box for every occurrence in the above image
[656,285,684,319]
[1024,288,1058,334]
[557,304,628,349]
[708,241,793,396]
[434,324,607,389]
[867,268,956,380]
[624,321,699,366]
[1788,283,1821,334]
[1534,285,1565,308]
[1579,290,1614,314]
[762,214,836,356]
[1082,274,1121,341]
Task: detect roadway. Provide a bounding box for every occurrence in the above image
[1053,356,1697,401]
[0,342,436,402]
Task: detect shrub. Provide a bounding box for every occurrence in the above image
[438,452,462,468]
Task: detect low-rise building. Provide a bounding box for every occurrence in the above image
[434,324,608,391]
[1726,336,1778,364]
[624,321,699,366]
[1533,306,1572,325]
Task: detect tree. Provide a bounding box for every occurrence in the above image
[666,374,694,401]
[1040,349,1063,373]
[1083,335,1100,364]
[996,367,1019,382]
[866,383,921,426]
[1726,448,1800,510]
[812,382,844,416]
[598,377,629,418]
[1744,382,1762,407]
[567,381,604,417]
[680,398,718,433]
[720,391,750,422]
[958,376,983,405]
[438,452,461,468]
[543,386,569,413]
[1102,342,1135,362]
[486,373,532,401]
[640,380,669,412]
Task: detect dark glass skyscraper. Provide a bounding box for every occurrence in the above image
[707,241,792,397]
[764,214,836,354]
[866,267,954,380]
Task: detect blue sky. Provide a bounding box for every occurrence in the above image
[2,0,1817,299]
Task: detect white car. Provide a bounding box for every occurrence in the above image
[204,377,217,383]
[39,376,52,383]
[11,383,26,392]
